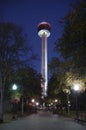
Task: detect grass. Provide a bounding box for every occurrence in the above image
[3,111,86,123]
[3,112,13,123]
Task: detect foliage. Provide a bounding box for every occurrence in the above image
[0,22,35,88]
[5,66,42,103]
[54,0,86,89]
[15,67,42,99]
[0,22,36,121]
[48,1,86,106]
[55,0,86,74]
[48,57,60,75]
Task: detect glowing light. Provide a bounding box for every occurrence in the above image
[31,99,35,103]
[55,99,58,103]
[38,29,50,37]
[38,21,51,97]
[36,102,39,106]
[12,84,17,90]
[73,83,80,91]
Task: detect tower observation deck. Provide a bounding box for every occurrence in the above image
[37,21,51,97]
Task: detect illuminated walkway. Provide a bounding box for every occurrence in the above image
[0,111,86,130]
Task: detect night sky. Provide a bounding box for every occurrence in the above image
[1,0,76,73]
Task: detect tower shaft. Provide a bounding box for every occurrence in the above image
[41,33,47,97]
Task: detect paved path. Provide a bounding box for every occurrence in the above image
[0,111,86,130]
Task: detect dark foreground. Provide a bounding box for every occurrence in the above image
[0,111,86,130]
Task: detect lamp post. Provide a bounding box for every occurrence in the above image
[12,84,24,116]
[12,84,17,119]
[63,88,70,115]
[31,99,35,104]
[66,90,70,115]
[73,83,80,120]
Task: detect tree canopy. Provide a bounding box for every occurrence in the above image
[0,22,36,87]
[54,0,86,88]
[0,22,36,122]
[48,1,86,106]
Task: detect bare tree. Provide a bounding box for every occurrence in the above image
[0,22,35,122]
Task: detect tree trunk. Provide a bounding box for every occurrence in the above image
[0,72,3,123]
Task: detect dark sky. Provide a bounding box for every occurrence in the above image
[1,0,76,73]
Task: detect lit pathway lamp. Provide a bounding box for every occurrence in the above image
[54,99,58,108]
[55,99,58,103]
[36,102,39,111]
[12,84,17,90]
[31,99,35,104]
[12,84,24,116]
[36,102,39,106]
[73,83,80,120]
[12,84,18,119]
[63,88,71,115]
[31,99,35,107]
[66,89,71,115]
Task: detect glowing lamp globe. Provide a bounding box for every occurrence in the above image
[12,84,17,90]
[73,84,80,91]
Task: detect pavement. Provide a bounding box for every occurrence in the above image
[0,111,86,130]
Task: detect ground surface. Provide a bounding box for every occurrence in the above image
[0,111,86,130]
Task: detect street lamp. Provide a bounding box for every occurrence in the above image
[12,84,24,116]
[12,84,18,119]
[31,99,36,107]
[73,83,80,120]
[12,84,17,90]
[63,88,71,114]
[36,102,39,106]
[73,84,80,91]
[55,99,58,103]
[66,89,71,115]
[31,99,35,103]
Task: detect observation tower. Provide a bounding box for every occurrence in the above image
[37,21,51,98]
